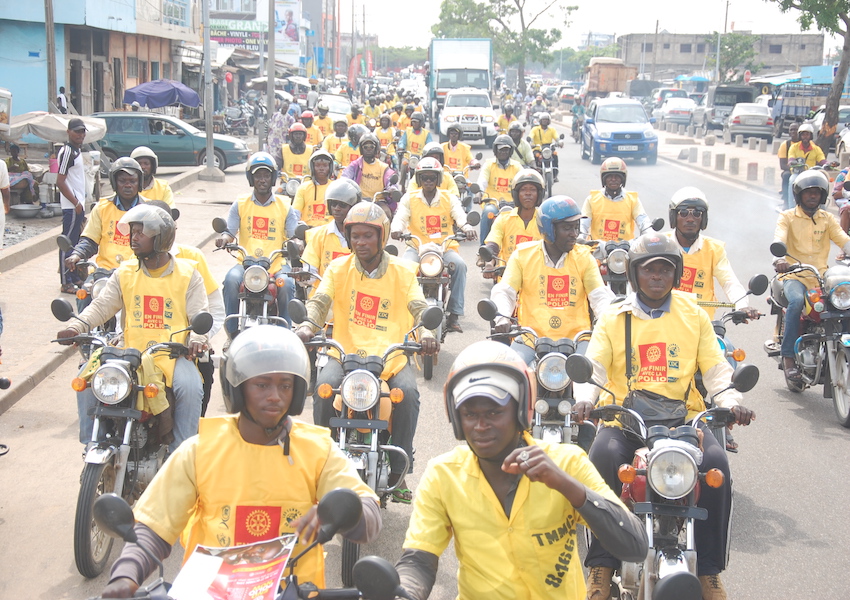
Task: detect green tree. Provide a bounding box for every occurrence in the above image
[431,0,493,39]
[771,0,850,151]
[549,45,618,80]
[365,46,428,72]
[703,32,762,82]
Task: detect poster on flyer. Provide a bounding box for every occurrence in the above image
[169,534,297,600]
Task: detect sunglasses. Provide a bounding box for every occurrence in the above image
[418,174,438,182]
[677,208,704,218]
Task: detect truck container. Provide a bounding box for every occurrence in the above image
[427,38,493,121]
[583,57,637,100]
[769,83,831,137]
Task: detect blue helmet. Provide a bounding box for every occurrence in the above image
[537,196,581,244]
[245,151,279,186]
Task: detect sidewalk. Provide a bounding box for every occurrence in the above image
[0,167,249,415]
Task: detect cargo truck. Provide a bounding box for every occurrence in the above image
[582,57,637,100]
[427,38,493,122]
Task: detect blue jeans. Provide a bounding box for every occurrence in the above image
[77,356,203,453]
[785,172,800,210]
[222,263,295,338]
[402,247,466,316]
[61,209,84,286]
[313,360,420,475]
[480,202,500,243]
[781,278,807,357]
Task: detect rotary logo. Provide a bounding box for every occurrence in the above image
[148,297,159,312]
[546,275,570,308]
[246,509,272,537]
[251,215,271,240]
[255,217,266,229]
[679,266,697,292]
[638,342,668,382]
[425,214,442,234]
[549,316,562,328]
[646,345,661,362]
[353,291,380,328]
[235,505,281,544]
[255,248,265,257]
[143,295,164,329]
[602,219,621,241]
[360,295,374,311]
[551,278,565,291]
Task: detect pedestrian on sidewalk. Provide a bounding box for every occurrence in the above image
[56,118,88,294]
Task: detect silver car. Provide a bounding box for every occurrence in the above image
[723,103,774,143]
[655,97,696,125]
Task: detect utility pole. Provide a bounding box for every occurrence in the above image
[716,0,729,83]
[651,20,658,81]
[266,0,275,144]
[44,0,57,112]
[200,0,225,181]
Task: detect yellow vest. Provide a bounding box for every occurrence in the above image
[359,159,388,200]
[119,257,194,385]
[497,114,516,133]
[140,178,175,206]
[93,198,134,269]
[304,125,324,147]
[407,189,459,253]
[442,142,472,172]
[485,161,522,202]
[403,128,429,155]
[488,208,542,262]
[175,244,219,295]
[364,105,381,119]
[313,116,333,137]
[376,127,395,150]
[334,143,361,167]
[392,112,406,130]
[327,254,418,377]
[303,224,350,277]
[586,190,640,241]
[281,145,312,178]
[186,417,334,586]
[322,135,347,155]
[236,194,292,273]
[677,236,725,318]
[293,179,332,227]
[512,242,595,340]
[347,113,365,126]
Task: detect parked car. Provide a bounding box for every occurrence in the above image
[648,87,689,110]
[722,103,774,143]
[557,86,578,106]
[691,84,757,130]
[92,112,249,169]
[317,93,353,125]
[580,97,658,165]
[655,97,697,125]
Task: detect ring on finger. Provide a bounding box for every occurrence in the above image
[518,450,530,462]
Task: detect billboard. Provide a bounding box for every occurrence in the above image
[255,0,301,68]
[210,20,266,52]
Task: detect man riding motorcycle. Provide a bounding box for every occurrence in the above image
[773,170,850,384]
[57,204,210,452]
[398,111,432,157]
[483,168,544,265]
[497,103,517,134]
[281,122,314,179]
[476,134,524,243]
[131,146,174,207]
[530,112,560,182]
[376,114,397,155]
[301,179,361,283]
[98,325,381,598]
[571,97,585,140]
[347,104,365,126]
[300,110,324,146]
[341,132,398,202]
[442,123,476,173]
[313,101,334,137]
[580,157,653,242]
[507,121,535,167]
[390,102,405,129]
[322,117,349,155]
[573,234,756,600]
[293,149,335,227]
[392,158,477,334]
[295,202,439,503]
[334,123,366,168]
[406,142,459,196]
[492,195,614,363]
[216,152,297,337]
[395,341,646,600]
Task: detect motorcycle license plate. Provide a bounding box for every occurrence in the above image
[618,145,639,151]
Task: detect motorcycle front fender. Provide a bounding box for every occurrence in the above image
[84,444,117,465]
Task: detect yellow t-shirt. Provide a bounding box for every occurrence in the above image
[322,135,347,155]
[281,144,313,178]
[403,431,625,600]
[358,159,389,200]
[334,143,361,168]
[531,125,558,146]
[403,128,429,155]
[774,205,850,287]
[293,179,332,227]
[497,114,517,133]
[442,142,473,172]
[364,105,381,119]
[391,112,406,130]
[485,208,542,262]
[304,125,324,147]
[484,160,522,202]
[175,244,219,295]
[788,141,826,167]
[581,190,644,241]
[407,168,459,197]
[81,197,136,269]
[347,113,365,126]
[313,115,333,137]
[133,416,377,589]
[302,222,350,277]
[236,194,293,273]
[406,189,460,252]
[376,127,396,151]
[674,235,726,318]
[140,178,175,207]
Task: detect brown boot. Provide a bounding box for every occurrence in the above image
[699,574,727,600]
[585,566,613,599]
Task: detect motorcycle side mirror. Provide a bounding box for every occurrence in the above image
[389,173,399,185]
[287,240,303,268]
[294,223,310,241]
[56,234,74,253]
[190,312,214,335]
[385,245,399,256]
[288,299,308,325]
[466,211,481,226]
[565,353,595,384]
[316,488,362,543]
[93,493,137,543]
[747,274,769,296]
[353,556,404,600]
[731,363,759,393]
[212,217,228,234]
[478,245,494,262]
[770,241,788,258]
[419,305,443,330]
[468,183,481,194]
[651,218,665,231]
[390,189,402,203]
[475,152,483,160]
[843,180,850,191]
[477,298,498,321]
[526,136,532,143]
[170,207,181,221]
[559,133,565,139]
[51,298,76,322]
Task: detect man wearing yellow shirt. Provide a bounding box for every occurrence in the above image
[395,341,646,600]
[406,143,459,196]
[580,157,653,242]
[293,150,335,227]
[397,104,414,133]
[496,103,517,133]
[347,104,365,125]
[281,123,314,179]
[97,326,381,598]
[530,112,560,181]
[398,112,432,157]
[573,234,755,600]
[300,110,324,146]
[131,146,174,207]
[483,169,545,265]
[390,102,405,129]
[788,123,827,168]
[313,101,334,137]
[341,133,398,205]
[376,114,397,154]
[301,179,360,282]
[334,124,366,168]
[441,123,476,172]
[476,135,524,243]
[322,118,349,155]
[364,96,381,119]
[295,202,439,502]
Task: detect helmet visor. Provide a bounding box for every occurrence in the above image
[116,204,172,239]
[452,369,520,408]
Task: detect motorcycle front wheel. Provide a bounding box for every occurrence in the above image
[341,538,359,587]
[545,170,554,197]
[831,347,850,427]
[75,460,117,578]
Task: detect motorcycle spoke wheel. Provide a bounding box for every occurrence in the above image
[75,461,117,578]
[341,538,360,587]
[832,349,850,427]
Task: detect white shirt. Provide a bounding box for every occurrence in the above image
[0,160,9,189]
[57,143,86,210]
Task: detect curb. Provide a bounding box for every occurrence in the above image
[0,345,76,416]
[656,154,776,196]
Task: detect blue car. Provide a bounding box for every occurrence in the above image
[580,98,658,165]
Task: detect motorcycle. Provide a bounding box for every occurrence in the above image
[764,241,850,426]
[399,211,480,380]
[290,300,442,586]
[582,218,665,296]
[566,353,760,600]
[212,216,289,334]
[453,175,480,214]
[477,299,594,449]
[784,158,808,210]
[529,133,564,198]
[279,174,303,200]
[396,151,420,194]
[51,298,212,578]
[476,244,506,283]
[89,490,409,600]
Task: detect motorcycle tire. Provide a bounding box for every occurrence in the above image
[545,171,554,198]
[75,461,117,578]
[341,538,359,587]
[831,347,850,427]
[424,354,434,381]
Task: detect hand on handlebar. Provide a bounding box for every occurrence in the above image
[101,576,139,598]
[295,325,314,344]
[421,337,440,355]
[293,505,320,544]
[56,328,79,346]
[494,322,512,334]
[463,227,478,241]
[187,341,207,360]
[730,405,756,427]
[573,400,595,424]
[64,254,81,272]
[215,235,232,249]
[391,231,403,241]
[774,258,791,273]
[742,307,761,322]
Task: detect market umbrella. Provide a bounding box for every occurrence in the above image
[0,111,107,142]
[123,79,200,109]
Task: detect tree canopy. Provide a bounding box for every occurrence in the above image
[703,32,763,83]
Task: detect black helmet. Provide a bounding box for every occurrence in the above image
[493,134,515,153]
[410,111,425,127]
[627,234,684,290]
[108,157,143,192]
[347,124,368,146]
[511,169,545,205]
[668,187,709,229]
[447,123,463,136]
[358,132,380,152]
[792,169,830,206]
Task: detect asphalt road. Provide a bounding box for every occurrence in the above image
[1,124,849,599]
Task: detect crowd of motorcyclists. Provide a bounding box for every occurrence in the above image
[39,83,850,600]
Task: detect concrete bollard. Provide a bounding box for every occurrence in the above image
[686,125,695,137]
[667,122,675,133]
[729,157,740,175]
[716,154,726,170]
[702,151,712,166]
[764,166,776,186]
[695,128,704,139]
[758,138,768,152]
[723,130,732,144]
[748,137,758,150]
[772,140,782,153]
[704,134,716,146]
[689,147,698,163]
[678,124,686,135]
[747,162,758,181]
[735,134,744,147]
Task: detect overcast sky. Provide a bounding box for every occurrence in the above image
[339,0,830,53]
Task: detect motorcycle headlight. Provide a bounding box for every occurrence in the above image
[647,447,698,500]
[607,248,628,274]
[340,370,380,411]
[91,278,108,300]
[285,178,300,197]
[830,282,850,310]
[91,364,132,405]
[419,252,444,277]
[542,147,552,159]
[536,352,570,391]
[243,265,270,293]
